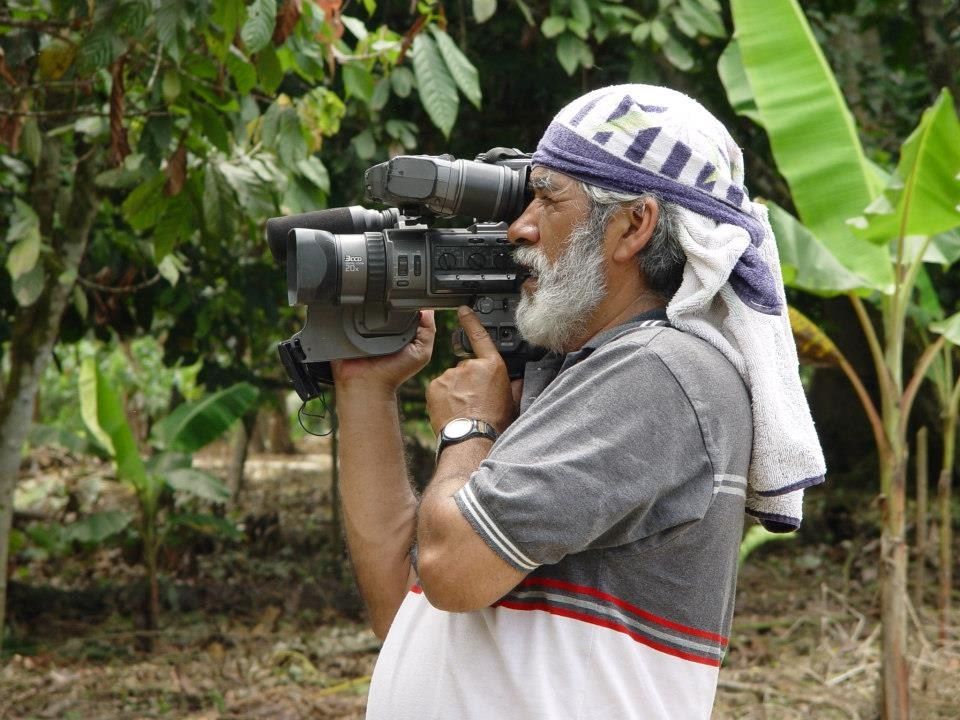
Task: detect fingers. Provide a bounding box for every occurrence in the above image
[457,306,498,359]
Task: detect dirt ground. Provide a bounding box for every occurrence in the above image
[3,441,960,720]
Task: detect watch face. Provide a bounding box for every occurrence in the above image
[444,418,474,440]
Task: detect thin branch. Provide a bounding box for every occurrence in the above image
[849,293,895,401]
[900,334,947,438]
[0,107,171,118]
[76,272,163,294]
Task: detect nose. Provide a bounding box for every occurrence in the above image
[507,202,539,247]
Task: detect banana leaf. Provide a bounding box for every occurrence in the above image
[79,358,149,491]
[150,382,259,453]
[727,0,893,292]
[765,200,868,295]
[851,90,960,246]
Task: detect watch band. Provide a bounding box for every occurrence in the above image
[436,417,499,460]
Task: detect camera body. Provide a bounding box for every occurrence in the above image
[267,150,538,401]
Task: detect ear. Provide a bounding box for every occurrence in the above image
[610,198,658,263]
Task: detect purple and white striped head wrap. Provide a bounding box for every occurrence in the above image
[532,83,780,315]
[532,84,826,531]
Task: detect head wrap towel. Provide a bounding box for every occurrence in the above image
[533,84,826,531]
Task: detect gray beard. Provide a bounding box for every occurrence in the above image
[513,218,607,353]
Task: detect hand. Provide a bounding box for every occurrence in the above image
[427,306,516,435]
[331,310,436,393]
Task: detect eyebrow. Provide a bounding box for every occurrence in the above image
[529,171,557,193]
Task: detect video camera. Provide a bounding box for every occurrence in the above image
[266,148,541,401]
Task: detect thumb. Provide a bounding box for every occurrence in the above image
[457,306,499,359]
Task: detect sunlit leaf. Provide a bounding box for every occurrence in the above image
[411,33,458,138]
[432,29,482,110]
[79,358,150,491]
[12,265,44,306]
[729,0,893,292]
[716,41,763,126]
[151,382,259,453]
[542,16,566,38]
[473,0,497,23]
[242,0,278,54]
[852,90,960,246]
[766,200,868,295]
[931,310,960,347]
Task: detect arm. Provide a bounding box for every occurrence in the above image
[417,307,528,612]
[331,312,435,639]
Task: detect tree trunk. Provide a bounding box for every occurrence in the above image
[913,426,928,611]
[880,452,911,720]
[938,410,956,645]
[0,140,100,653]
[226,412,258,505]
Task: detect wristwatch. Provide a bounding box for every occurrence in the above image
[436,417,499,460]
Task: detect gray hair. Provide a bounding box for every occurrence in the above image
[578,182,686,299]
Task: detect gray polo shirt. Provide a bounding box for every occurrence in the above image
[454,308,751,664]
[366,310,752,720]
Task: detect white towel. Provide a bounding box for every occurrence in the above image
[532,83,826,531]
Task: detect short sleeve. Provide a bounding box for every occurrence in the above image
[453,338,715,572]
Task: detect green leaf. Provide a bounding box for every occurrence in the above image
[21,117,41,165]
[924,228,960,266]
[165,468,231,503]
[6,234,41,280]
[678,0,726,37]
[766,200,869,295]
[296,156,330,193]
[342,63,376,103]
[241,0,277,54]
[556,33,590,75]
[150,382,259,453]
[729,0,893,292]
[64,511,133,543]
[432,29,482,110]
[121,174,167,231]
[631,22,651,43]
[203,162,236,234]
[852,90,960,246]
[411,33,459,138]
[716,41,763,127]
[341,15,368,41]
[473,0,497,23]
[79,358,149,490]
[276,108,308,167]
[352,129,376,160]
[6,198,39,243]
[569,0,591,29]
[671,7,699,37]
[226,49,257,95]
[930,310,960,347]
[213,0,245,44]
[156,0,187,63]
[514,0,535,25]
[651,19,668,43]
[77,27,120,71]
[256,44,283,93]
[390,67,414,98]
[13,265,44,306]
[542,16,566,38]
[661,36,694,70]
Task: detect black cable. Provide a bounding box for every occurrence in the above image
[297,394,334,437]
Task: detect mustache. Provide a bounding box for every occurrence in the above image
[512,246,551,276]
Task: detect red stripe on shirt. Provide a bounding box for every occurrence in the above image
[519,576,728,645]
[495,599,721,667]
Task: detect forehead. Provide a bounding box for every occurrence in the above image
[529,167,574,189]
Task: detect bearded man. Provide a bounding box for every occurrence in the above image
[332,84,825,720]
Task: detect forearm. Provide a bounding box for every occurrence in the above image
[336,384,419,638]
[417,437,525,611]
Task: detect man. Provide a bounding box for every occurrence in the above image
[332,84,825,719]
